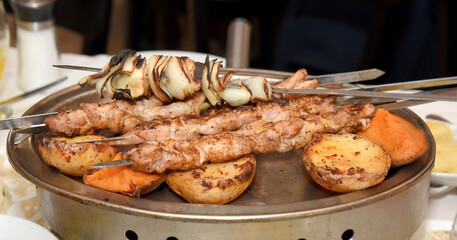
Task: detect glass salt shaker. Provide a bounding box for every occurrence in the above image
[0,1,9,84]
[9,0,62,91]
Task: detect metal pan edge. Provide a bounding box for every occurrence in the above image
[6,80,435,223]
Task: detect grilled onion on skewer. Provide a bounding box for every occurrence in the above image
[79,50,151,101]
[105,55,149,100]
[147,55,172,103]
[76,51,309,106]
[163,56,203,100]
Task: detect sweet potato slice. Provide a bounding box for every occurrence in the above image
[356,108,429,167]
[83,154,166,197]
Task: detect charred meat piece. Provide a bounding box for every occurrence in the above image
[125,102,375,173]
[273,68,318,99]
[45,92,208,137]
[110,95,336,145]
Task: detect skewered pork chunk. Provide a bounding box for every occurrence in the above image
[44,92,208,137]
[110,95,336,145]
[45,64,318,137]
[125,102,375,173]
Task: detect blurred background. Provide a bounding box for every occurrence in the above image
[3,0,457,84]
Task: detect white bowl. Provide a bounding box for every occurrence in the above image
[427,119,457,196]
[410,219,453,240]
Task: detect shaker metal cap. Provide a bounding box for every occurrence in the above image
[9,0,56,22]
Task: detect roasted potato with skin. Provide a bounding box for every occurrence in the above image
[302,133,391,193]
[37,135,118,177]
[166,154,256,204]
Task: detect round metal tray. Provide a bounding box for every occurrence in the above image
[7,83,435,239]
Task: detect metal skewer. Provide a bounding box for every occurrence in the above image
[1,64,455,132]
[53,64,457,102]
[272,88,457,102]
[82,84,456,169]
[90,159,133,169]
[69,136,131,144]
[86,86,457,167]
[347,75,457,91]
[52,64,385,86]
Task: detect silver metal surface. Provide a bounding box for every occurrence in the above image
[3,86,456,132]
[354,75,457,91]
[273,88,457,102]
[0,112,56,130]
[312,68,385,85]
[53,64,101,72]
[6,80,435,239]
[374,86,457,110]
[90,159,133,169]
[37,175,430,240]
[90,159,132,169]
[17,19,53,30]
[69,136,130,144]
[0,68,385,131]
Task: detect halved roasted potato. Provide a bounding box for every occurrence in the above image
[302,133,391,193]
[166,154,256,204]
[37,135,118,176]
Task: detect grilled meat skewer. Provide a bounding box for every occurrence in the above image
[110,95,336,145]
[45,68,317,137]
[44,92,208,137]
[125,102,375,173]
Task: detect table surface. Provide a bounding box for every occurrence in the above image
[0,48,456,239]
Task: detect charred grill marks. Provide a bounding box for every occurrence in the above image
[125,102,375,173]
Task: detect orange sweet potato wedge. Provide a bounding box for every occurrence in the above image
[83,153,166,197]
[356,108,429,167]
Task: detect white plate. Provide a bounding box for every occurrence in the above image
[0,214,58,239]
[411,219,453,240]
[137,50,226,65]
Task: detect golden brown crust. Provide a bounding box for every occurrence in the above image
[37,135,118,176]
[302,133,391,193]
[166,154,256,204]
